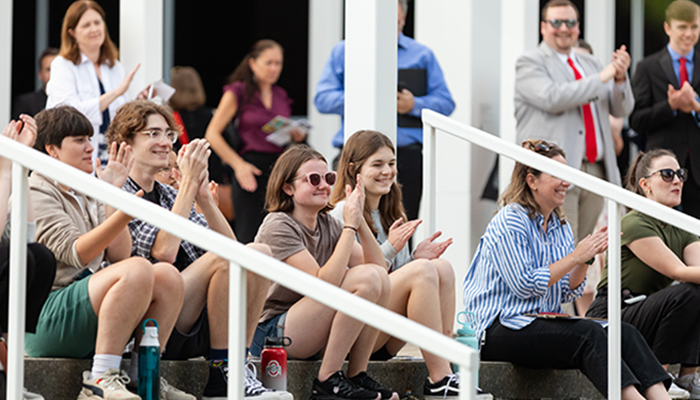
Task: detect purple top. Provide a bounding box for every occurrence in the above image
[223,81,293,155]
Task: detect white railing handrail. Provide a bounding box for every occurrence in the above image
[0,134,478,400]
[422,109,700,236]
[422,108,694,400]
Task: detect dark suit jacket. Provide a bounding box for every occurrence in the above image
[12,90,47,119]
[629,48,700,185]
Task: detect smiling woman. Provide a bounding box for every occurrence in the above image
[463,139,673,400]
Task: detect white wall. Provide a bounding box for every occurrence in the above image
[120,0,163,100]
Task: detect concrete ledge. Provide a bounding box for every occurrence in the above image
[19,358,607,399]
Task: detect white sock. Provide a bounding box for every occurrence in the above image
[91,354,122,380]
[128,350,139,382]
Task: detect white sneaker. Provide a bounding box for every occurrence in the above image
[244,362,293,400]
[78,369,140,399]
[23,388,45,400]
[160,377,196,400]
[669,382,691,400]
[677,374,700,400]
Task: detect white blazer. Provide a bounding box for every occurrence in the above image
[46,53,128,163]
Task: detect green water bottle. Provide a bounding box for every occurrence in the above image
[138,318,160,400]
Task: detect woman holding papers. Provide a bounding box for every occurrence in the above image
[205,39,306,243]
[587,149,700,398]
[46,0,149,165]
[463,139,671,399]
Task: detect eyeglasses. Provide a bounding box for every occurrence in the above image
[293,171,337,187]
[546,18,578,29]
[645,168,688,183]
[522,140,553,154]
[140,129,178,144]
[158,166,179,178]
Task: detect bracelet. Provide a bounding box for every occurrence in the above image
[343,225,358,233]
[585,257,595,265]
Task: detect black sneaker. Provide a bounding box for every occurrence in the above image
[310,371,379,400]
[423,373,460,399]
[349,372,398,400]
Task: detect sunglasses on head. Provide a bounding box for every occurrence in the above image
[293,171,337,187]
[547,18,578,29]
[645,168,688,183]
[522,140,553,154]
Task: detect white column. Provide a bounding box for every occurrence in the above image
[0,0,12,123]
[307,0,343,161]
[415,0,473,324]
[585,0,615,65]
[163,0,175,84]
[36,0,49,90]
[344,0,397,144]
[498,0,539,194]
[120,0,164,99]
[630,0,645,75]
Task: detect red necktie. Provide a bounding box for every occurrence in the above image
[567,57,597,164]
[680,57,689,86]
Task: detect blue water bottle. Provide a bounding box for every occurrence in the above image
[138,318,160,400]
[454,311,479,386]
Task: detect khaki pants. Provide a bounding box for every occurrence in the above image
[563,161,605,243]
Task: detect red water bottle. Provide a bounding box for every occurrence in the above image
[261,336,291,391]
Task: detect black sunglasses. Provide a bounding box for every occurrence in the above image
[522,140,553,154]
[547,18,578,29]
[645,168,688,183]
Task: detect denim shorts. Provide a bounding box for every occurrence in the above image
[249,312,286,357]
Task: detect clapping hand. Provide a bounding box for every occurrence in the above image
[611,45,631,83]
[343,175,365,230]
[572,226,608,264]
[387,218,422,252]
[95,141,134,188]
[414,230,454,259]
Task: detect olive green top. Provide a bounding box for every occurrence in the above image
[597,209,699,296]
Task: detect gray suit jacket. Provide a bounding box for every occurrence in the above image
[514,42,634,186]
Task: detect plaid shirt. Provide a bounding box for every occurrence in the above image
[123,177,208,266]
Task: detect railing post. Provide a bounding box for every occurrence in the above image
[423,119,437,233]
[228,261,246,400]
[607,199,621,400]
[457,349,478,400]
[8,162,28,400]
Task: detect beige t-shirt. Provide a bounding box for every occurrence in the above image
[255,211,343,322]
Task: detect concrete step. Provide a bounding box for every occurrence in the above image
[15,357,607,399]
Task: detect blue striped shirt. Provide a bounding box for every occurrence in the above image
[463,203,585,344]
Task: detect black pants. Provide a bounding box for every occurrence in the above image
[481,318,670,396]
[682,156,700,219]
[0,243,55,333]
[231,151,280,244]
[396,144,423,222]
[587,283,700,366]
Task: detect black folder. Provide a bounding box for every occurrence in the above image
[397,68,427,128]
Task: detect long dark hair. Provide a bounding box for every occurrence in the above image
[266,145,328,213]
[227,39,283,105]
[626,149,677,196]
[330,130,405,234]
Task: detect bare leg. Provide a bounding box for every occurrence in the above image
[642,382,672,400]
[135,263,184,348]
[432,259,456,337]
[346,264,391,378]
[371,260,452,382]
[244,243,272,346]
[283,264,386,381]
[88,257,155,355]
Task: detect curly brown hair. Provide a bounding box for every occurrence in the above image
[106,100,180,146]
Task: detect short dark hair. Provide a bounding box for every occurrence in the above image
[666,0,700,24]
[38,47,59,69]
[541,0,579,21]
[34,105,93,155]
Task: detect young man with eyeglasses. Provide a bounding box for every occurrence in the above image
[629,0,700,221]
[107,100,293,400]
[514,0,634,244]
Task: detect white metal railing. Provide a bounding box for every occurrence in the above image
[422,109,700,400]
[0,134,479,400]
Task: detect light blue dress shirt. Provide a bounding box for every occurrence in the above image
[315,33,455,148]
[463,203,585,345]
